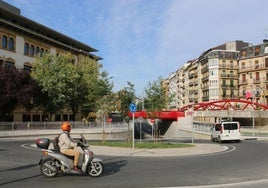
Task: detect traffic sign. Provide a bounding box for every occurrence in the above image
[129,102,137,113]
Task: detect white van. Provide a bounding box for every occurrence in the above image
[211,121,241,143]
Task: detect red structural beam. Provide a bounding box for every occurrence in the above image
[127,110,185,120]
[180,99,268,111]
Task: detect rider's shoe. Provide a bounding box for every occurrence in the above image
[73,166,81,172]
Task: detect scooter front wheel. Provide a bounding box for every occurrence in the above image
[87,161,103,177]
[40,158,59,178]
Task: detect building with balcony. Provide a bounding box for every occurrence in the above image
[238,40,268,105]
[167,41,249,109]
[167,72,178,109]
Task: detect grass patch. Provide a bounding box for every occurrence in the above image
[89,141,193,149]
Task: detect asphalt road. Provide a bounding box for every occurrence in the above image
[1,139,268,188]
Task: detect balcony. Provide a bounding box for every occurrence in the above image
[264,90,268,96]
[202,96,209,101]
[201,86,209,91]
[220,74,238,79]
[201,66,209,73]
[239,64,268,73]
[219,64,238,70]
[202,76,209,82]
[253,79,261,84]
[239,79,247,85]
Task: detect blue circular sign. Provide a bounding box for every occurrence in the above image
[129,102,137,113]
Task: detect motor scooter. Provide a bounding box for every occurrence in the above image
[36,134,103,177]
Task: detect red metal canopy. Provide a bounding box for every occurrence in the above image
[128,110,185,120]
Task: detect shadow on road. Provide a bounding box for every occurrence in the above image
[102,158,127,177]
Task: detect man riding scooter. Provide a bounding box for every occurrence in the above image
[58,122,83,172]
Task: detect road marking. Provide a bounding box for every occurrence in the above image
[154,178,268,188]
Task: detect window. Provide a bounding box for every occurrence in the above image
[230,61,234,68]
[223,89,226,97]
[35,46,39,55]
[215,124,221,131]
[55,114,61,121]
[40,48,45,56]
[242,74,246,83]
[230,80,234,87]
[256,72,260,81]
[241,50,247,57]
[8,37,14,51]
[265,58,268,67]
[231,90,234,97]
[24,43,29,55]
[33,115,40,121]
[241,62,245,70]
[63,114,68,121]
[222,80,226,86]
[42,115,48,121]
[224,123,238,130]
[29,45,34,56]
[230,70,234,77]
[23,64,32,72]
[23,114,31,122]
[2,35,7,48]
[255,47,260,56]
[5,61,15,68]
[255,60,259,69]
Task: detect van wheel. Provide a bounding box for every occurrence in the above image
[211,136,214,142]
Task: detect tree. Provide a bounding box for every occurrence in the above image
[144,77,170,111]
[0,66,38,121]
[31,53,113,120]
[31,53,69,119]
[118,81,136,116]
[82,69,113,115]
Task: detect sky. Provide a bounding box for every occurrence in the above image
[3,0,268,96]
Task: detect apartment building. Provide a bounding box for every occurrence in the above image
[168,41,249,109]
[202,50,240,101]
[176,66,186,108]
[0,2,100,121]
[239,40,268,105]
[167,72,178,109]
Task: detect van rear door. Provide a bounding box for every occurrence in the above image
[222,122,240,140]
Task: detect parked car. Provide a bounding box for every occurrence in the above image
[211,121,241,143]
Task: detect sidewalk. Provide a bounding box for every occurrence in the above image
[90,144,226,157]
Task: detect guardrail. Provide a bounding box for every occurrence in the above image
[0,121,131,140]
[0,121,129,131]
[192,122,268,138]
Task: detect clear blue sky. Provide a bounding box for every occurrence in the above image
[4,0,268,96]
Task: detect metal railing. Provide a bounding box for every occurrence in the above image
[0,121,129,132]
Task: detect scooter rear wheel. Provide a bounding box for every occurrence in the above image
[40,158,59,178]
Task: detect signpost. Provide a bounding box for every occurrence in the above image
[186,111,194,144]
[129,102,136,149]
[138,116,144,143]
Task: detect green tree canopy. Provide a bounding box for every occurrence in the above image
[0,66,38,121]
[144,77,169,111]
[31,53,113,120]
[118,81,136,116]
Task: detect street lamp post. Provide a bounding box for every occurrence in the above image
[252,91,255,137]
